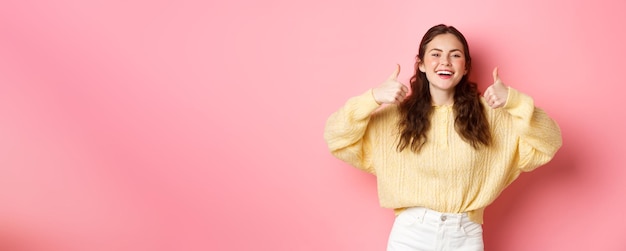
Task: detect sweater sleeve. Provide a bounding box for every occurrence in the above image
[323,89,382,174]
[502,87,563,172]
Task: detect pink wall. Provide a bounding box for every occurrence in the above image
[1,0,625,250]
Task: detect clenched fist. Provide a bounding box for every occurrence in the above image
[483,67,509,109]
[372,64,409,104]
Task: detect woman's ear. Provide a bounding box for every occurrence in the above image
[417,59,425,73]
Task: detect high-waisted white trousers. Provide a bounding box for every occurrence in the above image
[387,207,484,251]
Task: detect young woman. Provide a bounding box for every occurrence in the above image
[323,24,562,250]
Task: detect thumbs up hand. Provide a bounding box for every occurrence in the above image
[372,64,409,104]
[483,67,509,109]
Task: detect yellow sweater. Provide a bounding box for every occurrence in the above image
[324,88,562,224]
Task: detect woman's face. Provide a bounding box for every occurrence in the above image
[419,33,468,92]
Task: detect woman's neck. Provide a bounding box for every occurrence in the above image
[430,88,455,106]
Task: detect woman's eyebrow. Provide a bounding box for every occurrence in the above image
[428,48,463,53]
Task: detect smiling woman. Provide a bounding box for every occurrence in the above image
[323,24,563,251]
[2,0,626,250]
[419,33,469,100]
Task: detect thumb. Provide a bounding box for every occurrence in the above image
[389,64,401,80]
[492,67,500,82]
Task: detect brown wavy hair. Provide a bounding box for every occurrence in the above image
[397,24,491,152]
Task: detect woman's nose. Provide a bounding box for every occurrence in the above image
[440,56,451,66]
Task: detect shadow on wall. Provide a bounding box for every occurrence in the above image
[482,124,579,249]
[0,226,60,251]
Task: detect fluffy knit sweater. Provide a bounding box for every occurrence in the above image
[324,88,562,224]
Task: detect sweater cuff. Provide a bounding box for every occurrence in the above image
[502,87,534,111]
[362,88,382,110]
[339,89,383,121]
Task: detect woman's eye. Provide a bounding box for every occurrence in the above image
[453,54,462,58]
[431,53,440,57]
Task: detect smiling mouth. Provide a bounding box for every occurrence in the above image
[436,70,453,76]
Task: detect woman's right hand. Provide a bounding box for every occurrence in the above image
[372,64,409,104]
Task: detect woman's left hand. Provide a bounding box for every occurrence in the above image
[483,67,509,109]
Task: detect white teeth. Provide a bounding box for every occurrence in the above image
[436,70,453,75]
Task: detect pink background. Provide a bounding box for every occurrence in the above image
[1,0,625,250]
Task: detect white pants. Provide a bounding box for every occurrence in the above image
[387,207,484,251]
